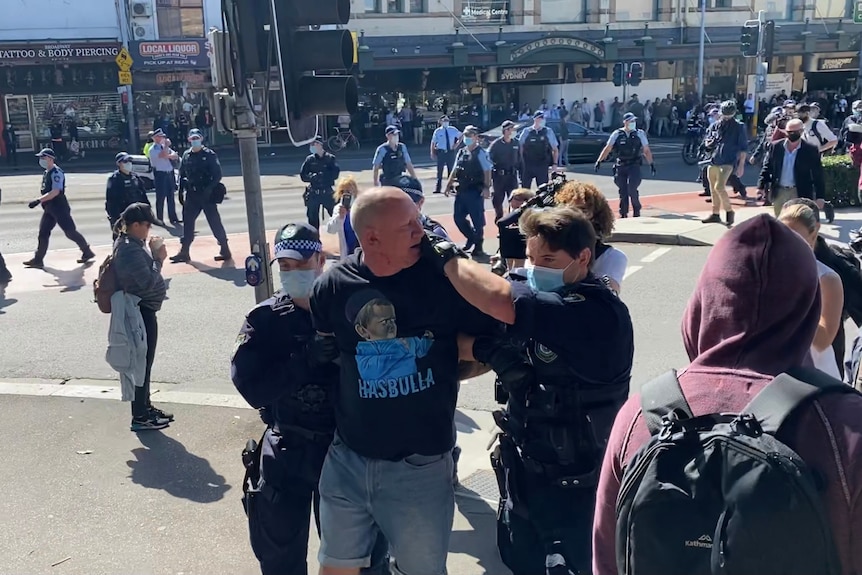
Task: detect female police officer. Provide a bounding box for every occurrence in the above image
[231,221,389,575]
[421,206,634,575]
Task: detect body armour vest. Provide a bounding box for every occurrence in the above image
[381,144,406,181]
[613,129,643,165]
[522,128,552,165]
[455,148,485,189]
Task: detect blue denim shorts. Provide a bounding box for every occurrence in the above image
[317,434,455,575]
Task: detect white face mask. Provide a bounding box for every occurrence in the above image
[442,121,449,128]
[279,269,318,299]
[389,136,399,145]
[38,158,49,169]
[120,162,132,172]
[626,122,637,131]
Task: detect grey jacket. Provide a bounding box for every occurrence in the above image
[113,234,166,311]
[106,291,148,401]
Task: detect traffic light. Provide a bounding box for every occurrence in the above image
[762,20,775,60]
[628,62,643,87]
[270,0,359,145]
[740,25,760,57]
[612,62,624,87]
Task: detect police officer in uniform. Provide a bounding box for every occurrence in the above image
[430,116,462,194]
[594,112,655,218]
[372,125,417,187]
[299,136,340,230]
[489,120,521,221]
[519,110,558,189]
[170,129,230,263]
[444,125,493,259]
[231,222,390,575]
[23,148,95,269]
[391,174,451,239]
[421,206,634,575]
[106,152,152,239]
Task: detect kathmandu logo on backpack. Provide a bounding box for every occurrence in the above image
[684,534,713,549]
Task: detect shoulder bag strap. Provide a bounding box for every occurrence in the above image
[640,369,694,436]
[744,367,858,435]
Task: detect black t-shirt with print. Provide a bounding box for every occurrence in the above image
[310,252,500,460]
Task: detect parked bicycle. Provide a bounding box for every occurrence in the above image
[327,127,360,152]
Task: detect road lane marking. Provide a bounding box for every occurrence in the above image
[640,247,672,263]
[623,265,643,279]
[0,380,253,410]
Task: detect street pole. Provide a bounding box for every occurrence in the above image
[233,87,274,304]
[115,0,137,151]
[623,62,629,103]
[697,0,706,102]
[751,10,765,138]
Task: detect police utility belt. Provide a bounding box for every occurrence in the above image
[493,166,518,176]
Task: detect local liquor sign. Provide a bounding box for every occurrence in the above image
[130,39,210,70]
[0,42,121,66]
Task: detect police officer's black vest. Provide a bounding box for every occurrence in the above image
[455,148,485,190]
[492,137,520,170]
[612,129,643,166]
[381,143,406,182]
[183,148,217,196]
[521,127,552,165]
[504,279,630,477]
[42,167,69,207]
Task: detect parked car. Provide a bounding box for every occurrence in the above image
[479,120,609,164]
[128,154,155,192]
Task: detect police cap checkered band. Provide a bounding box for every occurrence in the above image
[272,222,322,261]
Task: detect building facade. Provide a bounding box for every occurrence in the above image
[349,0,862,133]
[0,0,124,154]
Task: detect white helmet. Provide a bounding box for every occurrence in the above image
[853,100,862,113]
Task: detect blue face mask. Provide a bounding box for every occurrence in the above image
[190,139,203,149]
[279,268,318,299]
[537,119,546,128]
[526,262,573,292]
[463,137,474,146]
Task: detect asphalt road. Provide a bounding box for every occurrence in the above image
[0,142,721,255]
[0,242,700,409]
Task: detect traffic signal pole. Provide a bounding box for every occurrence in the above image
[750,11,765,138]
[622,63,629,103]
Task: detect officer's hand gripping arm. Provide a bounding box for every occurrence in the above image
[472,336,535,395]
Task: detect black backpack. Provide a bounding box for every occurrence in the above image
[615,368,853,575]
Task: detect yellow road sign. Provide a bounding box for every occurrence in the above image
[118,70,133,85]
[115,47,133,71]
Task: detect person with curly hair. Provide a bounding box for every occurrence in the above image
[325,175,360,261]
[554,180,628,293]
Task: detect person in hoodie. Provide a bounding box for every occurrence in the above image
[591,214,862,575]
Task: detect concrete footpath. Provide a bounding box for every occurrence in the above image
[0,380,509,575]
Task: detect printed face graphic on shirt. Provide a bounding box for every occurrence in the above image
[347,290,436,398]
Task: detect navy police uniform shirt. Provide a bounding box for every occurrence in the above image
[230,291,337,434]
[105,170,149,221]
[508,273,634,394]
[178,147,222,197]
[310,253,501,461]
[41,165,69,209]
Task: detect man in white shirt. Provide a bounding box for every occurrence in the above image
[743,93,755,129]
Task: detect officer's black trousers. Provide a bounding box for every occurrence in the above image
[0,250,8,276]
[246,430,391,575]
[154,171,179,223]
[435,150,456,193]
[521,165,549,189]
[614,164,643,217]
[132,307,158,419]
[305,189,335,230]
[181,195,229,249]
[453,189,486,248]
[491,171,519,221]
[34,205,90,261]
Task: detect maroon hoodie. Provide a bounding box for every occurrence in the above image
[592,214,862,575]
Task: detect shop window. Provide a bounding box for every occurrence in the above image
[387,0,405,13]
[31,93,125,150]
[409,0,426,12]
[614,0,654,21]
[753,0,789,21]
[814,0,847,18]
[133,85,211,142]
[365,0,382,12]
[541,0,585,24]
[156,0,205,38]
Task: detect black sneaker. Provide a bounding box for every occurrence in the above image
[148,406,174,422]
[23,258,43,269]
[824,202,835,224]
[77,249,96,264]
[130,415,170,431]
